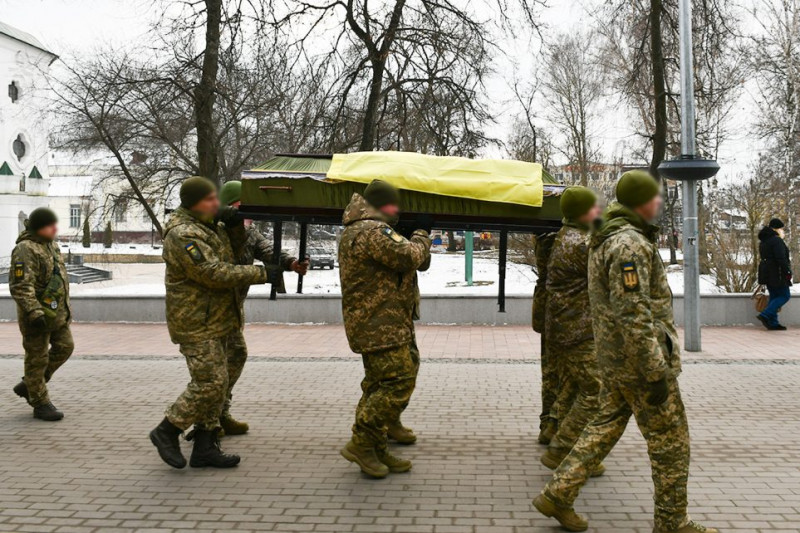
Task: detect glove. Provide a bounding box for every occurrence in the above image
[29,314,48,331]
[416,214,434,234]
[646,378,669,406]
[217,206,244,227]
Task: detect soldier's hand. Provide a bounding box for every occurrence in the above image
[291,259,310,276]
[29,313,48,331]
[646,378,669,406]
[217,206,244,227]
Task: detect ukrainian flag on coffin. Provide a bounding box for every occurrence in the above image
[326,151,544,208]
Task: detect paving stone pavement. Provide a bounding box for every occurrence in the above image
[2,350,799,533]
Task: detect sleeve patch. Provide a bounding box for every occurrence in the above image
[14,262,24,280]
[621,261,640,292]
[185,242,205,264]
[381,227,404,243]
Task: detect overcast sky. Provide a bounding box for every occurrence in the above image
[1,0,760,182]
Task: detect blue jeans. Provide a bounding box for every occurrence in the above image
[760,285,791,326]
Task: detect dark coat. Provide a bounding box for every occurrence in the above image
[758,227,792,288]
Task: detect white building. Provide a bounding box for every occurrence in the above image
[0,21,57,260]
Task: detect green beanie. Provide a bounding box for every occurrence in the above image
[28,207,58,231]
[363,179,400,208]
[560,186,598,221]
[180,176,217,209]
[616,170,660,208]
[219,180,242,206]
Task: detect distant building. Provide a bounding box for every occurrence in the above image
[0,21,58,259]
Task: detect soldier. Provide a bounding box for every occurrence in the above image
[533,171,718,533]
[338,180,432,478]
[541,187,605,478]
[532,231,558,444]
[217,180,309,435]
[149,176,272,469]
[10,207,74,421]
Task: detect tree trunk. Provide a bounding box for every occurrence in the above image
[360,61,386,151]
[649,0,667,180]
[195,0,222,184]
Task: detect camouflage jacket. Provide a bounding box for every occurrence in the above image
[545,222,593,346]
[532,232,556,333]
[588,203,680,385]
[338,193,432,354]
[9,230,71,333]
[163,208,267,344]
[228,223,295,301]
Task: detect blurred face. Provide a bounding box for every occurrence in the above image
[36,223,58,241]
[379,204,400,218]
[192,192,221,219]
[633,194,663,223]
[577,203,602,225]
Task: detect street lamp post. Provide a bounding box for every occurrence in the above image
[658,0,720,352]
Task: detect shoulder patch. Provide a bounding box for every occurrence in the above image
[185,242,205,264]
[381,227,404,243]
[14,262,24,281]
[621,261,639,292]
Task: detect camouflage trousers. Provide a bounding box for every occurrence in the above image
[539,333,559,425]
[352,341,420,449]
[543,377,690,531]
[223,328,248,416]
[547,340,601,454]
[166,333,236,431]
[22,324,74,406]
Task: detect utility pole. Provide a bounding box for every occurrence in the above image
[658,0,720,351]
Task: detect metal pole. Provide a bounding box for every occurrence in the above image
[678,0,701,351]
[465,230,474,286]
[270,220,282,301]
[297,222,308,294]
[498,230,507,313]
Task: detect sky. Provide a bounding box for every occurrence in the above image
[1,0,761,182]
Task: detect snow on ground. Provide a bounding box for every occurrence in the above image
[1,248,776,297]
[61,243,164,256]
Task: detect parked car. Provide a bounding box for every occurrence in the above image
[309,247,335,269]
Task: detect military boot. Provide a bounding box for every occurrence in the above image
[189,428,241,468]
[219,413,249,435]
[653,520,720,533]
[33,402,63,421]
[149,417,187,469]
[13,378,29,401]
[538,418,557,445]
[541,449,605,477]
[376,447,412,473]
[387,423,417,445]
[532,493,588,532]
[340,440,389,478]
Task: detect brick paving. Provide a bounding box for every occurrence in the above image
[0,322,797,361]
[1,324,799,532]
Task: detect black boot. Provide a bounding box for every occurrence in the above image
[13,378,29,401]
[150,417,187,469]
[33,402,63,421]
[190,428,241,468]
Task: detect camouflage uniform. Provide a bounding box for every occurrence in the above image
[162,208,267,431]
[543,203,688,531]
[9,231,74,407]
[338,193,431,450]
[532,233,558,426]
[224,223,295,415]
[544,222,602,454]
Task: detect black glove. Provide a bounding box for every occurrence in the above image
[29,314,48,331]
[395,222,415,239]
[217,206,244,227]
[416,214,434,234]
[646,378,669,406]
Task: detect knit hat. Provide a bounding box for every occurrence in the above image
[615,170,660,208]
[219,180,242,206]
[768,218,785,229]
[560,186,598,221]
[180,176,217,209]
[363,180,400,209]
[28,207,58,232]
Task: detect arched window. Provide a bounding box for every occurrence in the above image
[8,81,19,103]
[12,134,26,161]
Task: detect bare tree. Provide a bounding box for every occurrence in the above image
[541,32,605,186]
